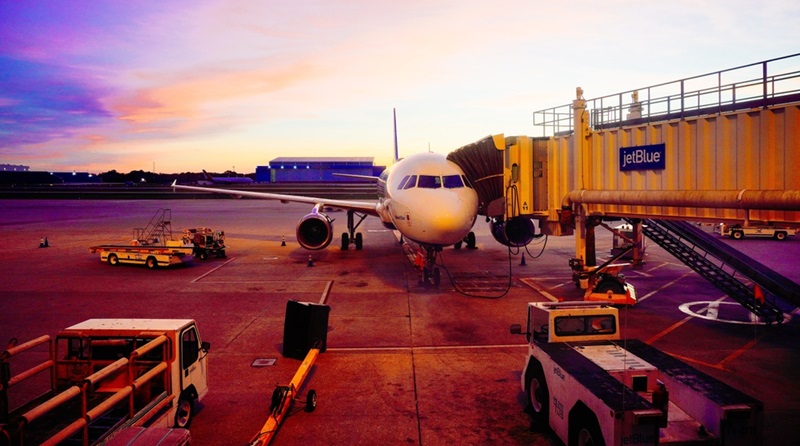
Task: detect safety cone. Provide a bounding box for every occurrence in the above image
[281,236,286,247]
[307,255,314,267]
[520,254,526,266]
[39,238,45,248]
[44,237,49,247]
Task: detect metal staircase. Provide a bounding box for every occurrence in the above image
[133,209,173,246]
[629,218,789,324]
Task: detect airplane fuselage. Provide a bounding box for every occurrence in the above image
[375,153,478,247]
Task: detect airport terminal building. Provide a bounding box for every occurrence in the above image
[255,157,383,182]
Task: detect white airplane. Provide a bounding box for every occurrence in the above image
[198,170,254,185]
[173,152,480,286]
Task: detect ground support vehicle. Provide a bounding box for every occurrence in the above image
[570,258,637,306]
[89,240,194,268]
[714,223,796,240]
[248,346,319,446]
[0,319,210,446]
[182,228,226,260]
[510,302,762,446]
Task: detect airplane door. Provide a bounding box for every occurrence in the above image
[180,325,209,397]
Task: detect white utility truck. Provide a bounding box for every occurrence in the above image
[510,302,762,446]
[714,223,795,240]
[0,319,210,445]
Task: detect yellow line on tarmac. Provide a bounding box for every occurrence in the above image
[637,272,693,304]
[518,278,561,302]
[646,295,727,344]
[327,344,528,353]
[716,332,768,369]
[190,257,236,283]
[319,280,334,304]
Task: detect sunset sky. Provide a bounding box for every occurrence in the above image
[1,1,798,173]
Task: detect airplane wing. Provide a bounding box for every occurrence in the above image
[331,173,380,182]
[171,181,380,216]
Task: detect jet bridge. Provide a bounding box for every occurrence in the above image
[450,53,800,319]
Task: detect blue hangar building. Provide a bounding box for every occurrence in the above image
[256,157,384,183]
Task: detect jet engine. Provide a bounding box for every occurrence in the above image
[296,212,334,250]
[490,216,537,247]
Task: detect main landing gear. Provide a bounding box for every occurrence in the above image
[341,210,367,251]
[453,231,477,250]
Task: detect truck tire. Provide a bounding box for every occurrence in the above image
[146,257,158,269]
[732,230,744,240]
[595,279,625,295]
[775,231,787,241]
[569,404,605,446]
[174,396,194,428]
[525,358,549,427]
[108,254,119,266]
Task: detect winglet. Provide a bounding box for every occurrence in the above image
[171,179,177,187]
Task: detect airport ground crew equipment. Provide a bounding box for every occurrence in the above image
[89,241,194,268]
[510,302,762,446]
[89,209,195,268]
[0,319,210,446]
[714,223,796,240]
[248,346,319,446]
[569,240,637,306]
[182,227,226,260]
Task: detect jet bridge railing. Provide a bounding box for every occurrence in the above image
[532,52,800,136]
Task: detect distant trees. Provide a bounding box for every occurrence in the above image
[97,170,244,184]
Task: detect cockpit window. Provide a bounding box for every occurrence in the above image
[418,175,442,189]
[398,174,468,190]
[443,175,464,188]
[461,175,473,189]
[402,175,417,190]
[398,175,411,190]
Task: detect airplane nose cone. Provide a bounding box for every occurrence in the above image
[417,199,476,244]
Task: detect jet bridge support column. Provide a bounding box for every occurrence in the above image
[572,88,593,268]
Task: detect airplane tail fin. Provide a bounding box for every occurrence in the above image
[393,108,399,163]
[202,170,214,181]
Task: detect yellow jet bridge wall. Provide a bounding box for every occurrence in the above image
[549,102,800,225]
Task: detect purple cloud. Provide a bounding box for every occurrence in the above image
[0,56,114,149]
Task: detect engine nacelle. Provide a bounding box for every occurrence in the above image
[296,212,334,250]
[490,216,536,247]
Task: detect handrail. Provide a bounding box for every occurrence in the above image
[533,53,800,136]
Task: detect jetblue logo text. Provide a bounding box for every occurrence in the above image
[619,143,665,171]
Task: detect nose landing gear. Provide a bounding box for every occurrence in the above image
[417,246,442,287]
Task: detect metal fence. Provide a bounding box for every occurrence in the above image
[532,53,800,137]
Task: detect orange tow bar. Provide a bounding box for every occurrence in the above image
[247,347,319,446]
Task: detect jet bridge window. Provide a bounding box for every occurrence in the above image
[554,315,616,337]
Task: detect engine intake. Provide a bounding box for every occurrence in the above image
[296,212,333,250]
[490,216,536,247]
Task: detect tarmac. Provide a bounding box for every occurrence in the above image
[1,198,799,445]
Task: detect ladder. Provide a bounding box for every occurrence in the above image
[133,209,172,246]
